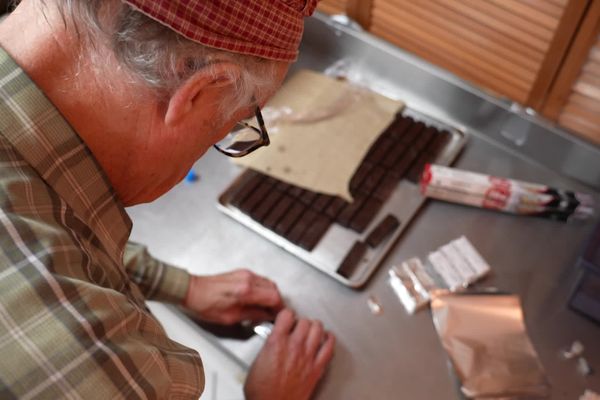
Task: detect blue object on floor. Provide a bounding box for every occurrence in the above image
[185,169,199,183]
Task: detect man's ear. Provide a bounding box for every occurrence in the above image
[164,62,242,126]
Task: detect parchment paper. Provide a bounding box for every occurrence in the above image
[234,70,404,201]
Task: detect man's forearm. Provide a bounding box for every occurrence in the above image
[123,241,191,304]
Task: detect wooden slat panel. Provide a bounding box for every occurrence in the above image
[371,16,529,103]
[370,0,569,104]
[543,0,600,120]
[317,0,347,15]
[466,0,554,42]
[568,92,600,113]
[556,31,600,144]
[563,102,600,125]
[590,45,600,62]
[393,0,541,72]
[374,2,535,86]
[525,0,589,107]
[573,71,600,100]
[432,0,552,52]
[582,60,600,78]
[347,0,374,29]
[548,0,568,7]
[559,114,600,143]
[489,0,560,32]
[521,0,564,19]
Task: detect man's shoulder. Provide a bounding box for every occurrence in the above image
[0,134,122,286]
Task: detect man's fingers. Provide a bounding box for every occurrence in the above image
[291,318,310,343]
[231,271,284,310]
[252,274,278,289]
[305,320,324,356]
[236,284,284,309]
[315,332,335,368]
[272,308,295,338]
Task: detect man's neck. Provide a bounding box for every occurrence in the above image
[0,0,158,205]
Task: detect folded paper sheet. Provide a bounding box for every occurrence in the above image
[234,70,404,201]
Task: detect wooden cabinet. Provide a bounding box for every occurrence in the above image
[543,1,600,144]
[317,0,348,16]
[316,0,600,146]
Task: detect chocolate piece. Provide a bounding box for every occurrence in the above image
[350,162,373,193]
[365,136,393,163]
[406,128,439,182]
[299,190,318,206]
[312,194,333,212]
[336,195,367,228]
[336,241,368,279]
[366,215,401,248]
[230,171,264,207]
[374,173,399,201]
[288,186,304,198]
[251,189,284,222]
[413,127,436,152]
[391,150,417,178]
[286,208,319,244]
[325,197,347,220]
[263,194,294,229]
[349,196,383,232]
[400,121,425,144]
[274,202,306,236]
[239,178,275,214]
[406,152,432,183]
[298,214,331,251]
[381,140,407,169]
[275,181,291,192]
[425,130,451,160]
[388,116,413,140]
[359,166,385,195]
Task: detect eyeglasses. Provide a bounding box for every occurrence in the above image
[213,106,270,158]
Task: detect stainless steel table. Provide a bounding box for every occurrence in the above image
[129,13,600,400]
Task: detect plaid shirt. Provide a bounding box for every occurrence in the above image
[0,48,204,399]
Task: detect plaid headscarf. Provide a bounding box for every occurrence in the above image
[122,0,320,61]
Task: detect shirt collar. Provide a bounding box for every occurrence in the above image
[0,47,132,264]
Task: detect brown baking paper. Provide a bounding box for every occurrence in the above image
[234,70,404,201]
[431,294,550,399]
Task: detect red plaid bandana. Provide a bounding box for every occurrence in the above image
[122,0,319,62]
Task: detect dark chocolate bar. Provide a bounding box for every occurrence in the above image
[349,196,383,233]
[366,215,401,248]
[298,214,331,251]
[336,241,368,278]
[325,197,347,220]
[262,194,294,229]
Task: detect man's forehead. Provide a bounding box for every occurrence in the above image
[122,0,320,62]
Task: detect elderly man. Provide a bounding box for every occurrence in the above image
[0,0,334,399]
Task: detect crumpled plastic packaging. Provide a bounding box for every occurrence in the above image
[431,293,550,399]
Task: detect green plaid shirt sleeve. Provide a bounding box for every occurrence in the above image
[124,242,191,304]
[0,48,204,399]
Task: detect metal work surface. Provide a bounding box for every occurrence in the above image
[129,13,600,399]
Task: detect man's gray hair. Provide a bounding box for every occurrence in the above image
[53,0,278,119]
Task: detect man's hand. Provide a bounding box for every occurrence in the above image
[244,309,336,400]
[183,269,284,325]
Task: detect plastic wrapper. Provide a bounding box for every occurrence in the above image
[389,236,491,314]
[421,164,595,221]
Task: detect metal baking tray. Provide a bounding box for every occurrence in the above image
[217,107,468,288]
